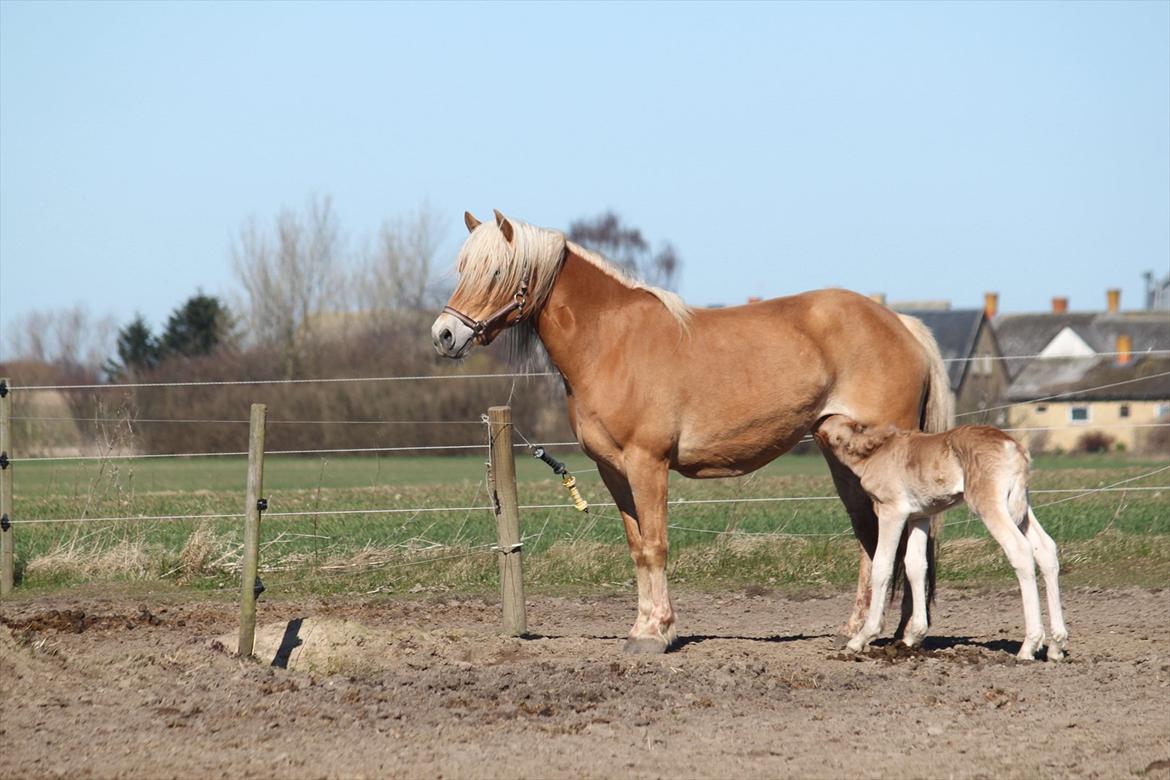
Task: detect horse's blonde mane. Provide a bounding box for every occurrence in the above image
[457,216,691,326]
[565,240,692,324]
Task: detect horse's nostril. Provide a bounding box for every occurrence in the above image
[440,328,453,347]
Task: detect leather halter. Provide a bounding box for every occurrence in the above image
[441,279,530,346]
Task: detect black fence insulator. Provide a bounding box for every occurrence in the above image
[0,514,9,532]
[533,447,568,476]
[256,498,268,512]
[0,379,7,397]
[0,452,8,470]
[254,577,266,599]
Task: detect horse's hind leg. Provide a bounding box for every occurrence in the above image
[1023,507,1068,659]
[977,503,1045,659]
[901,518,932,648]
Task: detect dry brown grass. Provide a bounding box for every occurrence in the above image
[27,531,156,581]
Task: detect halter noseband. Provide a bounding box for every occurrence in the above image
[442,279,530,346]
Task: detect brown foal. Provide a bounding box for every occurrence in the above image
[432,211,953,653]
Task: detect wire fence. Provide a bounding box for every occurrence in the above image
[2,352,1168,594]
[9,464,1168,528]
[9,348,1168,392]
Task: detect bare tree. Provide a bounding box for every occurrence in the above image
[3,303,116,372]
[567,211,681,290]
[354,203,446,320]
[232,195,345,377]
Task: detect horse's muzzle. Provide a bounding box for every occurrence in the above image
[431,312,475,358]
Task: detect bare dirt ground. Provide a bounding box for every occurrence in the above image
[3,585,1169,779]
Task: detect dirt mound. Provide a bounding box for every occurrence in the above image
[225,616,520,674]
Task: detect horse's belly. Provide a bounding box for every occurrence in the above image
[673,425,810,478]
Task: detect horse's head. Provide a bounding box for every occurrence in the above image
[431,209,564,358]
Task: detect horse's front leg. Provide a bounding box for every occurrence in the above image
[900,517,932,647]
[822,454,878,635]
[597,463,653,641]
[604,454,675,654]
[847,505,908,653]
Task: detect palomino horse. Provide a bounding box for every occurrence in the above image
[814,416,1068,660]
[432,210,953,653]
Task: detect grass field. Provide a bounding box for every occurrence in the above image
[7,450,1169,595]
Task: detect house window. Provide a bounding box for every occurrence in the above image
[1157,403,1170,420]
[1119,404,1130,418]
[1069,406,1091,424]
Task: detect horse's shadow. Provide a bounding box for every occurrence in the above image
[522,631,1031,658]
[883,634,1022,655]
[520,632,833,648]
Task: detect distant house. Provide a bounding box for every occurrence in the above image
[993,289,1170,453]
[894,306,1009,421]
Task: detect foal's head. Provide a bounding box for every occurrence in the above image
[431,210,566,359]
[815,415,898,466]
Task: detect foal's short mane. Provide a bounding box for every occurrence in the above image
[457,217,691,361]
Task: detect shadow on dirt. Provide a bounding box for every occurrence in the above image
[517,632,834,649]
[271,617,305,669]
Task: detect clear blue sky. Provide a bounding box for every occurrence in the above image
[2,0,1167,354]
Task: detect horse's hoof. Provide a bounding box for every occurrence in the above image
[624,637,668,655]
[845,637,866,654]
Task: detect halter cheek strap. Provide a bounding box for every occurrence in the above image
[442,279,530,346]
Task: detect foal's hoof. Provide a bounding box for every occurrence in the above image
[624,637,669,655]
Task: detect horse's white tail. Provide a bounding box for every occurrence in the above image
[894,314,955,624]
[897,313,956,435]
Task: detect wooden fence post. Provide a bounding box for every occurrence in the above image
[488,405,527,636]
[237,403,267,657]
[1,378,14,597]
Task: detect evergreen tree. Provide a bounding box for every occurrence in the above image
[160,293,233,358]
[105,314,160,379]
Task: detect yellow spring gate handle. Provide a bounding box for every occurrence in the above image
[533,447,589,513]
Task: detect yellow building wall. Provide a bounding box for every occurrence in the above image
[1009,399,1170,453]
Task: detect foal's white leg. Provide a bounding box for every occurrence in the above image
[847,507,907,653]
[981,507,1045,660]
[901,518,932,648]
[1024,507,1068,659]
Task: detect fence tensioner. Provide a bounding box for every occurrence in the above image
[532,447,589,513]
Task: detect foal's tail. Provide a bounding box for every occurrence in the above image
[896,314,956,618]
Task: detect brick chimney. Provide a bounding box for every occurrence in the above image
[1051,296,1069,314]
[747,296,762,304]
[1116,333,1132,365]
[984,291,998,319]
[1106,288,1121,314]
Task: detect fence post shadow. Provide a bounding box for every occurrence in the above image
[270,617,305,669]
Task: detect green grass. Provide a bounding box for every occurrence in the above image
[6,452,1168,595]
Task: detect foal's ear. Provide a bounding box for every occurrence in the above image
[493,209,514,243]
[464,211,482,233]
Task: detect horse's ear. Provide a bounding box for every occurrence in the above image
[464,211,481,233]
[493,209,514,243]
